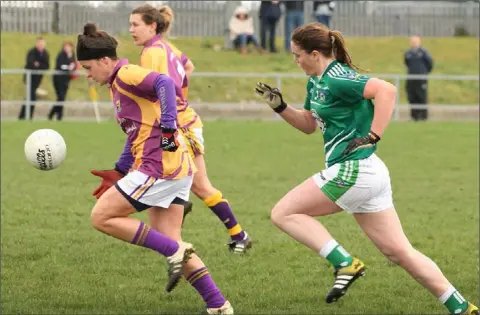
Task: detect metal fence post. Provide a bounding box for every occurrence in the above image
[25,69,32,120]
[276,75,282,91]
[52,2,60,34]
[394,76,401,121]
[304,1,314,24]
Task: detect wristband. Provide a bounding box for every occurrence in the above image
[369,130,381,142]
[114,165,127,176]
[274,102,287,114]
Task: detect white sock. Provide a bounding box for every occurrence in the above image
[438,285,456,303]
[319,239,338,258]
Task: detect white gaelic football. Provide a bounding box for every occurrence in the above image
[24,129,67,171]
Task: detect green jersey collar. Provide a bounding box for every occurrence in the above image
[318,59,338,80]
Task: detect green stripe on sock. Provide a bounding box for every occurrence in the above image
[444,291,468,314]
[326,245,353,269]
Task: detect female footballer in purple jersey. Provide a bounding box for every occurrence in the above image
[90,4,252,254]
[77,23,233,314]
[255,23,478,315]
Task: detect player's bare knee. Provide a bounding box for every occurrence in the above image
[90,206,111,231]
[90,210,104,230]
[192,180,216,201]
[381,244,414,265]
[270,205,286,227]
[192,185,210,200]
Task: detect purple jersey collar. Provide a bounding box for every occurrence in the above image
[144,34,163,48]
[108,58,129,86]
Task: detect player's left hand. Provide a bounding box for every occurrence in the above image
[255,82,287,113]
[342,131,381,156]
[90,169,125,199]
[176,96,186,106]
[160,125,180,152]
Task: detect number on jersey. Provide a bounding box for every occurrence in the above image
[170,51,185,83]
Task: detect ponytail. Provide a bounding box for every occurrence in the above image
[329,30,363,72]
[158,5,174,35]
[292,23,366,72]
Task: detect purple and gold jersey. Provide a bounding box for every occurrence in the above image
[164,39,191,98]
[140,35,202,129]
[110,59,195,179]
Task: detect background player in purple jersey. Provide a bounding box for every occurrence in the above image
[133,4,253,254]
[77,23,234,314]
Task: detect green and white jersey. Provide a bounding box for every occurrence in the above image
[304,60,376,167]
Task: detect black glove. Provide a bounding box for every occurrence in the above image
[342,131,381,156]
[160,125,180,152]
[255,82,287,113]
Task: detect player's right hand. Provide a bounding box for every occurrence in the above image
[255,82,287,113]
[90,169,125,199]
[341,131,381,156]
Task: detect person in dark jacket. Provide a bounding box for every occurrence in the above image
[259,1,281,53]
[314,1,335,27]
[48,40,76,121]
[283,1,304,51]
[19,37,50,120]
[404,35,434,121]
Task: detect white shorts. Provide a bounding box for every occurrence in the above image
[312,154,394,214]
[115,170,193,211]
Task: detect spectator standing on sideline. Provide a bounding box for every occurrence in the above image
[259,1,281,53]
[314,1,335,27]
[229,6,263,55]
[19,37,50,120]
[404,35,433,121]
[282,1,304,52]
[48,40,76,121]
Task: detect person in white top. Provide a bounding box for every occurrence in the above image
[229,6,262,55]
[314,1,336,27]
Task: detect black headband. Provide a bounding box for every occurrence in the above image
[76,47,117,61]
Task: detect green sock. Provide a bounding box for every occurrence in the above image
[440,286,468,314]
[319,239,353,269]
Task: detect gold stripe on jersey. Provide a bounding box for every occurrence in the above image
[141,45,169,75]
[117,64,153,86]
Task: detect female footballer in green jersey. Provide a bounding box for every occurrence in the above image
[255,23,478,315]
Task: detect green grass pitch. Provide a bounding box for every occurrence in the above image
[1,120,478,314]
